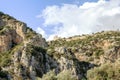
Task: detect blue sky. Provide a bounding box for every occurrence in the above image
[0,0,98,29]
[1,0,120,40]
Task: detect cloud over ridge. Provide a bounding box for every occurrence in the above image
[38,0,120,40]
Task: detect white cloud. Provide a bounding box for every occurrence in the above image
[36,27,47,38]
[39,0,120,40]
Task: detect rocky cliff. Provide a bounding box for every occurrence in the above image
[0,12,48,80]
[0,12,120,80]
[47,31,120,80]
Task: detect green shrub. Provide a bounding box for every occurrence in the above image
[38,70,77,80]
[25,44,46,57]
[38,70,57,80]
[87,63,120,80]
[94,49,104,57]
[0,51,12,67]
[0,26,11,35]
[56,70,77,80]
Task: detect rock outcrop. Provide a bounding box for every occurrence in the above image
[0,12,26,52]
[0,12,48,80]
[0,12,47,53]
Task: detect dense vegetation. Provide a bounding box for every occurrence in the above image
[87,62,120,80]
[38,70,77,80]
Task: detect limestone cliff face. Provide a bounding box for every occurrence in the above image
[0,12,27,52]
[0,12,26,39]
[0,12,47,52]
[0,12,48,80]
[0,28,24,52]
[10,44,55,80]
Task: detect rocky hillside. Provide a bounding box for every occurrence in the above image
[0,12,48,80]
[47,31,120,80]
[0,12,120,80]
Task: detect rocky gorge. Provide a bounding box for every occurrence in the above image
[0,12,120,80]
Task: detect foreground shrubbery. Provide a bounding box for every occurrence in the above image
[87,62,120,80]
[38,70,77,80]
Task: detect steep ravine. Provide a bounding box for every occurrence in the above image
[0,12,120,80]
